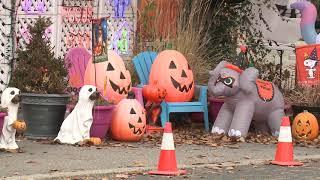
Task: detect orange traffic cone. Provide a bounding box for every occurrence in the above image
[271,116,303,166]
[149,122,186,176]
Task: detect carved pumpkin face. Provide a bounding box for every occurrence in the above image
[111,93,146,141]
[149,50,194,102]
[84,50,132,104]
[292,111,319,140]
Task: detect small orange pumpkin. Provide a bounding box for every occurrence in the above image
[111,92,146,141]
[149,50,194,102]
[142,85,167,103]
[88,137,102,146]
[292,110,319,140]
[12,120,27,133]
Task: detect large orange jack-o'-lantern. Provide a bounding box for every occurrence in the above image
[111,92,146,141]
[292,110,319,140]
[84,50,132,104]
[149,50,194,102]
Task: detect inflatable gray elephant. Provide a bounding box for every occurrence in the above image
[208,61,285,137]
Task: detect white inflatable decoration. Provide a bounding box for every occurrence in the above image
[251,0,301,44]
[0,87,21,151]
[55,85,99,144]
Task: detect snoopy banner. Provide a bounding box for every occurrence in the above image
[296,45,320,85]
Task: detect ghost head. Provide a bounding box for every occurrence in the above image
[1,87,21,108]
[304,59,317,69]
[78,85,100,102]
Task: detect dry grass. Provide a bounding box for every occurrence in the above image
[287,86,320,107]
[135,0,215,84]
[173,0,214,84]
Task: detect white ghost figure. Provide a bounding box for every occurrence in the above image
[54,85,100,144]
[0,87,21,150]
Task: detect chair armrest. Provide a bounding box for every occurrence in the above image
[196,85,208,104]
[132,87,144,106]
[136,83,144,88]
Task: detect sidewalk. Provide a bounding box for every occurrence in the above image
[1,139,320,179]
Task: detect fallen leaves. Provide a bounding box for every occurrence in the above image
[293,137,320,148]
[26,125,320,149]
[115,174,129,179]
[25,160,37,164]
[49,169,59,172]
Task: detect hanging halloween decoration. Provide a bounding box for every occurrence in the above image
[0,87,25,152]
[66,30,91,49]
[22,0,46,15]
[111,92,146,141]
[65,48,91,89]
[208,61,285,137]
[93,17,109,62]
[108,0,131,18]
[112,21,132,55]
[290,0,319,44]
[84,50,132,104]
[149,50,194,102]
[21,0,32,13]
[54,85,100,145]
[61,6,93,24]
[36,0,46,14]
[295,45,320,86]
[292,110,319,140]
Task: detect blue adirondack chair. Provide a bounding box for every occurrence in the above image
[133,51,209,131]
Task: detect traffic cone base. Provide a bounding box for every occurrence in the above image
[148,122,186,176]
[271,160,303,166]
[149,169,187,176]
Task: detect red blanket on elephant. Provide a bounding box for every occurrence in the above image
[256,79,274,102]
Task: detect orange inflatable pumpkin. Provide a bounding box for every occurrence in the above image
[111,92,146,141]
[149,50,194,102]
[13,120,27,133]
[84,50,132,104]
[292,110,319,140]
[142,85,167,103]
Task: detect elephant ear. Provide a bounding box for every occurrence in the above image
[209,61,228,80]
[239,67,259,94]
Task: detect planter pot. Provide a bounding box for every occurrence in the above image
[90,105,115,139]
[21,93,70,138]
[291,105,320,122]
[0,112,6,132]
[191,97,224,123]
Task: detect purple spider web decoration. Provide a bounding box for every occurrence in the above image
[108,0,131,18]
[21,0,32,13]
[36,0,46,14]
[21,0,46,14]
